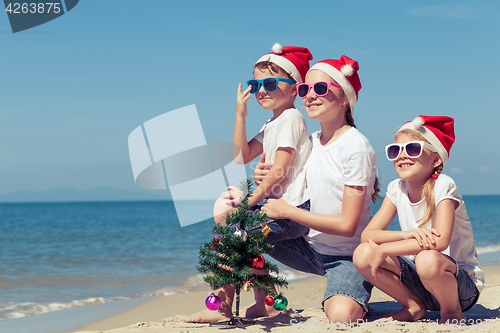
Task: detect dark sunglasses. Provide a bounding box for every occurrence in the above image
[296,81,343,98]
[385,141,437,161]
[246,77,296,94]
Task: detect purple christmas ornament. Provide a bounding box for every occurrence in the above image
[205,294,221,311]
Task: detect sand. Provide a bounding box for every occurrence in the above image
[71,265,500,333]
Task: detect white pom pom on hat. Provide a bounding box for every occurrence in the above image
[340,64,354,77]
[272,43,283,54]
[411,116,425,129]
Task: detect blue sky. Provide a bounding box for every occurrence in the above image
[1,0,500,198]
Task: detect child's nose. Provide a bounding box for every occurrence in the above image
[306,88,316,99]
[258,84,266,93]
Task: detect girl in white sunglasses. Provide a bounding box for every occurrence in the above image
[353,116,484,324]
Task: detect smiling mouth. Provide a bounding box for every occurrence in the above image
[307,104,321,108]
[397,160,416,169]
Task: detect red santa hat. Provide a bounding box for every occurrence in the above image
[255,43,313,83]
[308,55,361,113]
[398,115,455,166]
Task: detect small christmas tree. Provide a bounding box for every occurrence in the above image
[197,179,288,328]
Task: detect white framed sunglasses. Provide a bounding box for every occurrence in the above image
[385,141,437,161]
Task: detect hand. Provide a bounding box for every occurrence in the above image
[261,198,290,219]
[236,83,252,119]
[253,152,273,186]
[366,239,387,280]
[403,228,440,249]
[220,186,245,207]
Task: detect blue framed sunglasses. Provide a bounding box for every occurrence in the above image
[246,77,296,94]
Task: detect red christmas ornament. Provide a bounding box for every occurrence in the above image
[265,296,275,306]
[211,237,220,250]
[251,254,265,269]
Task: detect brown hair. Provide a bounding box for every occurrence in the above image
[254,61,295,80]
[396,129,443,227]
[346,109,381,204]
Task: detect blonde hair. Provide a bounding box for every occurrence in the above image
[396,129,443,227]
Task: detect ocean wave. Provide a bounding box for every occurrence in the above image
[476,244,500,254]
[0,269,314,322]
[0,296,126,321]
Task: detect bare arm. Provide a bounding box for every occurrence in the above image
[263,185,368,237]
[361,196,401,243]
[233,84,263,164]
[372,199,457,256]
[247,147,294,207]
[366,199,457,278]
[362,196,444,249]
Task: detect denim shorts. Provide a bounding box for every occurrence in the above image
[266,236,373,312]
[246,200,310,244]
[398,256,480,312]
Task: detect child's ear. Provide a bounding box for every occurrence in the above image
[432,154,443,168]
[341,93,349,108]
[290,83,297,97]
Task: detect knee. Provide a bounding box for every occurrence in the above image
[324,296,365,323]
[414,250,443,280]
[213,197,231,225]
[353,242,372,271]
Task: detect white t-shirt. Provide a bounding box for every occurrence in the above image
[253,108,311,207]
[305,128,377,256]
[386,175,485,293]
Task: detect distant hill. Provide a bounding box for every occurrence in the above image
[0,187,172,203]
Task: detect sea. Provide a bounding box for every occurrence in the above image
[0,196,499,324]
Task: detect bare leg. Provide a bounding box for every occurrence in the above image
[414,251,465,324]
[324,295,365,323]
[183,285,235,323]
[242,288,281,319]
[353,243,427,321]
[185,199,237,323]
[214,197,238,225]
[241,268,281,319]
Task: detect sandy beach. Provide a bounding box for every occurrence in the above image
[72,265,500,333]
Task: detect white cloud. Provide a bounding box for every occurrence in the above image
[480,166,491,172]
[408,5,481,20]
[450,167,462,174]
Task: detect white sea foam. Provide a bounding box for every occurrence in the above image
[476,244,500,254]
[0,297,120,321]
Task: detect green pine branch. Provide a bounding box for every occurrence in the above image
[197,179,288,303]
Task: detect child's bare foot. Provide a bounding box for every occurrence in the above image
[183,302,233,323]
[242,301,281,319]
[438,312,466,325]
[383,306,427,322]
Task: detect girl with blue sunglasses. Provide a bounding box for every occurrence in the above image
[185,43,313,323]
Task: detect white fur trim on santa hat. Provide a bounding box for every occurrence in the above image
[398,120,449,166]
[255,53,302,83]
[309,62,357,113]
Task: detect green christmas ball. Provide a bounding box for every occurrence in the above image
[273,295,288,310]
